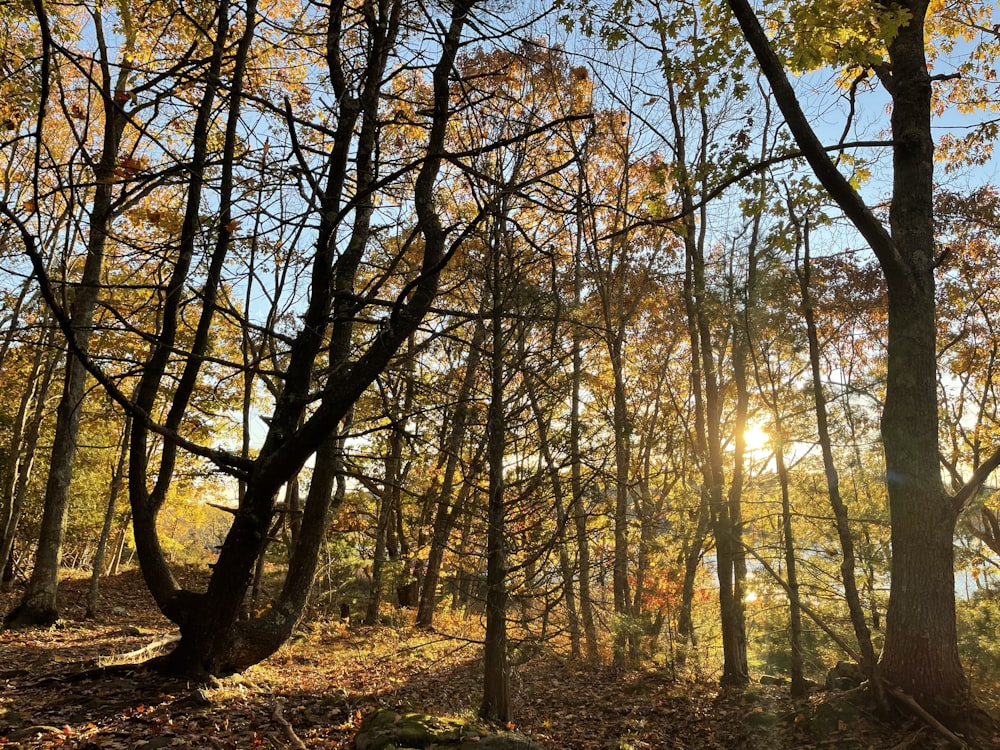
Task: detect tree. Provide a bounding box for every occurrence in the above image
[414,318,486,628]
[145,0,483,678]
[9,0,486,677]
[4,0,136,627]
[657,24,753,687]
[0,323,60,588]
[724,0,987,720]
[787,193,882,700]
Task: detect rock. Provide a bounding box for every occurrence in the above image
[759,675,787,686]
[824,661,864,691]
[111,606,128,617]
[803,697,863,739]
[353,708,545,750]
[743,707,780,727]
[137,736,180,749]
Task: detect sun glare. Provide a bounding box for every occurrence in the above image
[743,424,769,452]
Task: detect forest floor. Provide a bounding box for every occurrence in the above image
[1,569,996,749]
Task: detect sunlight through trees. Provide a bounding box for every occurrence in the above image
[2,0,1000,742]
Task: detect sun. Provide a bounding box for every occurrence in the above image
[743,424,769,452]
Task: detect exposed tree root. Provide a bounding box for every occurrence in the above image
[97,633,181,667]
[270,701,307,749]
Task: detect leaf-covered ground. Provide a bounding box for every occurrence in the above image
[0,571,993,749]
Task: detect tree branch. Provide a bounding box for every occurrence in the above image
[612,140,892,239]
[0,202,251,478]
[950,446,1000,513]
[724,0,899,272]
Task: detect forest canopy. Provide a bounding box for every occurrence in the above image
[2,0,1000,737]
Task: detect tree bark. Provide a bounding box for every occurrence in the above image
[481,208,511,723]
[877,3,968,711]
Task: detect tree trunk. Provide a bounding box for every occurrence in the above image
[416,321,485,627]
[631,388,675,664]
[877,5,968,711]
[0,337,47,555]
[793,212,882,698]
[366,406,407,625]
[527,366,581,658]
[664,63,749,686]
[0,333,59,591]
[773,425,805,696]
[5,15,133,627]
[684,183,749,689]
[610,337,633,666]
[451,507,475,612]
[481,213,511,723]
[108,510,130,577]
[87,417,130,618]
[725,0,971,715]
[571,206,599,662]
[675,492,709,666]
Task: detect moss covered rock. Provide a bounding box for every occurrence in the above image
[802,697,864,740]
[353,708,544,750]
